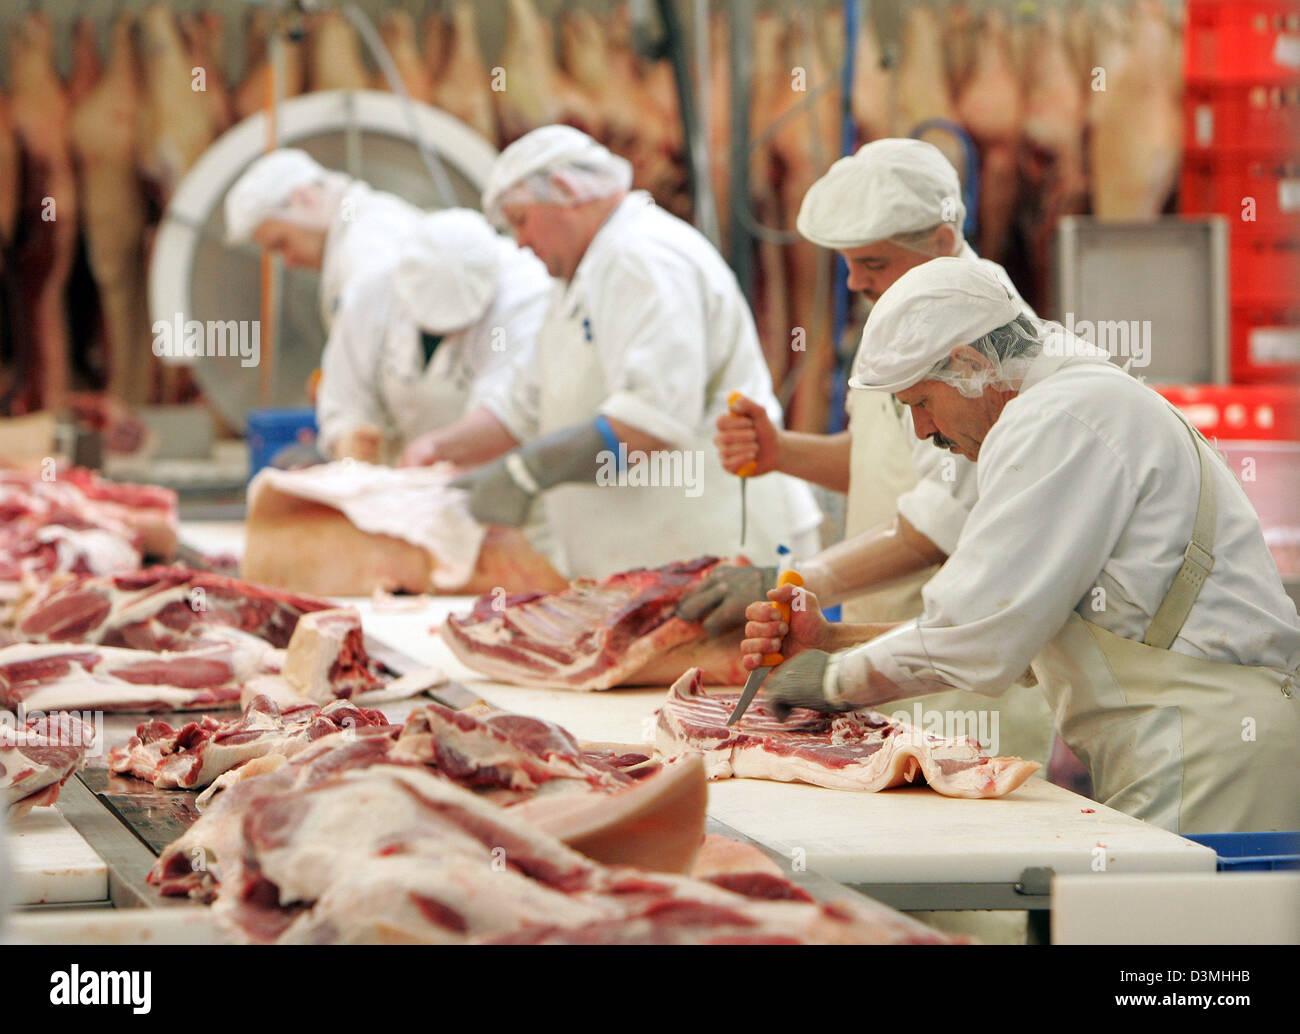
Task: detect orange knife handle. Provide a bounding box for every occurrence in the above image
[765,570,805,665]
[727,392,758,479]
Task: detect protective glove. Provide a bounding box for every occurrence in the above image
[451,421,610,527]
[763,650,854,721]
[676,564,778,637]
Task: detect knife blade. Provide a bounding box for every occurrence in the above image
[727,391,756,547]
[726,569,805,724]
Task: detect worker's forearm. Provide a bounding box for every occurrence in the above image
[604,416,674,456]
[429,408,520,466]
[774,430,852,493]
[827,621,901,650]
[796,515,948,606]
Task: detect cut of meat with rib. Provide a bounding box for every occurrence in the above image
[0,637,278,713]
[440,557,748,690]
[12,565,336,651]
[108,694,390,791]
[656,668,1040,798]
[2,713,94,819]
[170,755,959,944]
[280,608,380,702]
[0,468,178,595]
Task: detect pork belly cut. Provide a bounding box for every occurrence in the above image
[1,712,94,818]
[441,557,748,690]
[12,565,336,650]
[656,668,1040,798]
[0,635,278,712]
[108,694,390,790]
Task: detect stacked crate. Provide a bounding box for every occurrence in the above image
[1180,0,1300,382]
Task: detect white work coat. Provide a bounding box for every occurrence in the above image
[841,242,1026,620]
[481,192,822,579]
[848,348,1300,831]
[316,240,553,457]
[318,182,425,330]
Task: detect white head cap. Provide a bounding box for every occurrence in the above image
[223,148,352,243]
[850,257,1022,393]
[796,138,966,250]
[482,125,633,229]
[394,209,502,334]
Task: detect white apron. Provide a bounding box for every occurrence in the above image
[376,324,477,450]
[841,390,934,624]
[1031,416,1300,834]
[535,299,819,579]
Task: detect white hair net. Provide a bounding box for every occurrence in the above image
[394,208,501,334]
[924,315,1045,397]
[223,148,352,243]
[796,138,967,251]
[850,257,1023,394]
[481,125,633,228]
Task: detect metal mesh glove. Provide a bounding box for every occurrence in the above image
[763,650,855,721]
[450,421,609,527]
[675,564,778,637]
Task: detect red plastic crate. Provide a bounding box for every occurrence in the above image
[1231,302,1300,381]
[1154,383,1300,438]
[1181,153,1300,238]
[1231,236,1300,305]
[1184,81,1300,152]
[1186,0,1300,85]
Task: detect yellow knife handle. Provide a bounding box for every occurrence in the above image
[761,569,805,666]
[727,392,758,479]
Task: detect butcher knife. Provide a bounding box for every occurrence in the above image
[727,569,805,724]
[727,391,756,547]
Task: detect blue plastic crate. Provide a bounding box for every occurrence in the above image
[246,407,317,479]
[1185,832,1300,871]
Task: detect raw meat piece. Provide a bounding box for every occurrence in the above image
[179,10,236,135]
[893,5,966,176]
[495,0,570,144]
[375,10,434,103]
[851,11,894,145]
[136,4,218,205]
[392,701,635,801]
[13,565,335,651]
[243,462,565,596]
[0,636,278,713]
[0,467,177,594]
[108,694,389,791]
[956,12,1023,266]
[656,668,1041,798]
[71,14,154,407]
[307,11,370,92]
[279,608,380,702]
[67,16,104,107]
[440,557,749,690]
[172,754,956,944]
[434,4,497,144]
[1089,0,1182,220]
[10,11,78,414]
[1,713,93,819]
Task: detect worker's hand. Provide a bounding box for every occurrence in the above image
[449,458,533,527]
[741,583,832,670]
[675,564,777,637]
[334,425,383,464]
[714,394,780,476]
[399,430,442,467]
[761,650,854,721]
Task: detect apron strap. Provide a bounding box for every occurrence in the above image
[1143,411,1218,650]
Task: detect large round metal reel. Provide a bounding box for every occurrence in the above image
[148,90,498,431]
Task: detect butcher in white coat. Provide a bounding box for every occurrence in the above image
[747,258,1300,835]
[681,139,1054,775]
[315,209,552,462]
[405,126,821,579]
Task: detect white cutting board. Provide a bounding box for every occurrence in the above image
[5,907,223,945]
[7,807,109,905]
[704,777,1216,884]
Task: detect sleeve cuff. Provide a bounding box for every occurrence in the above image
[896,477,973,555]
[481,396,536,446]
[599,392,696,450]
